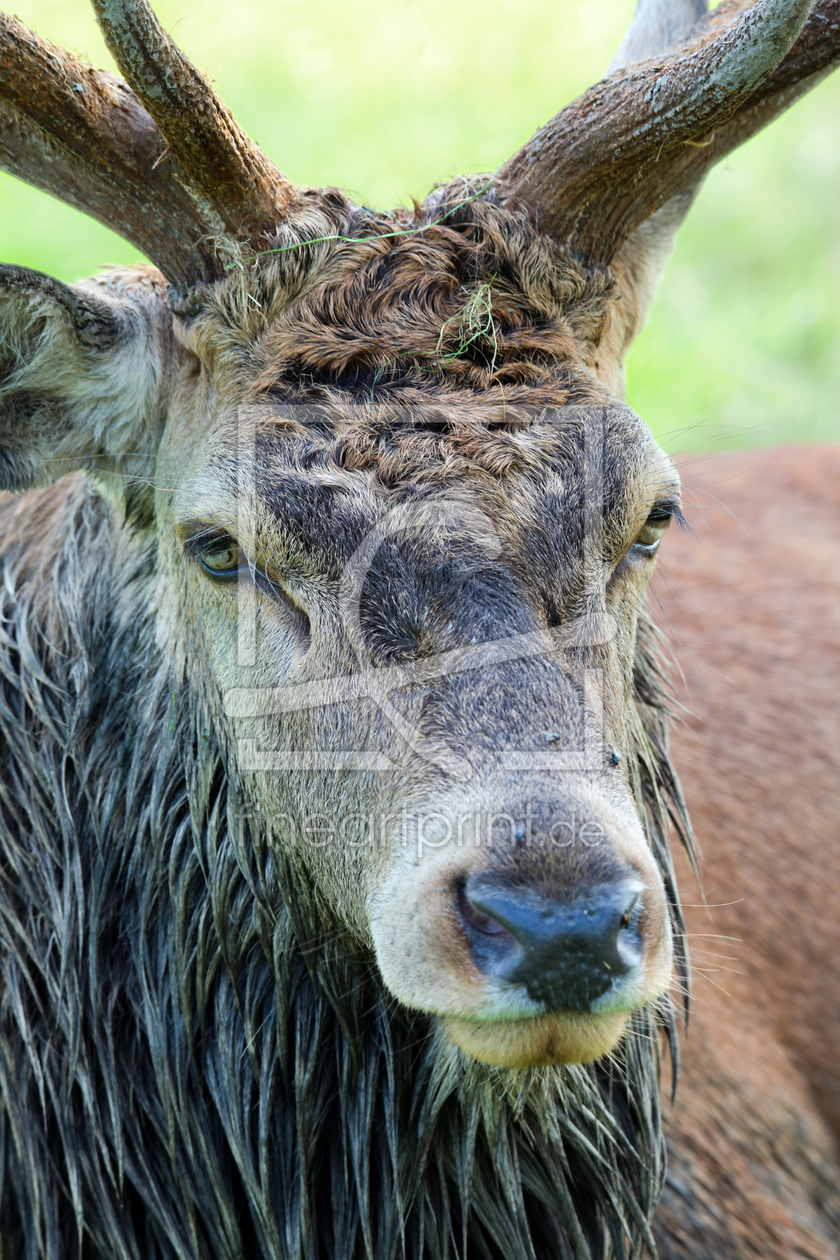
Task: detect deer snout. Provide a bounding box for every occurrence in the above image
[370,789,672,1068]
[458,876,645,1012]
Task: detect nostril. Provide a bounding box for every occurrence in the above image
[458,886,511,938]
[457,884,521,975]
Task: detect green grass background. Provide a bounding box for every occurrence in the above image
[2,0,838,454]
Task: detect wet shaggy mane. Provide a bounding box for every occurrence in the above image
[0,469,694,1260]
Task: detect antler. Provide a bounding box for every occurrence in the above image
[89,1,295,239]
[497,0,840,265]
[0,2,296,294]
[3,0,837,289]
[0,15,213,290]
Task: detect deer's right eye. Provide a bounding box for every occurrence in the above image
[192,534,245,580]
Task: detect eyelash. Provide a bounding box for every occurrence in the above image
[634,503,684,547]
[184,528,312,641]
[184,531,244,579]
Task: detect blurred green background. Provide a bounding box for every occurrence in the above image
[1,0,838,454]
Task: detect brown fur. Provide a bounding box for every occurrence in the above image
[653,446,840,1258]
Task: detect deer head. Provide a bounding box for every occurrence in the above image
[0,0,837,1071]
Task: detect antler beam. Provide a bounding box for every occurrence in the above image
[497,0,840,265]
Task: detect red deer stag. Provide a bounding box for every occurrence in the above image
[0,1,838,1257]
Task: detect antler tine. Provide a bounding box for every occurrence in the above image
[90,0,297,241]
[0,13,219,290]
[496,0,837,266]
[610,1,840,231]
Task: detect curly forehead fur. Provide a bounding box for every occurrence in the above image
[185,180,617,446]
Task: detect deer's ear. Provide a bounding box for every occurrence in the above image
[0,263,172,508]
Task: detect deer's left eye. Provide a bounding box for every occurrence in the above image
[634,511,672,553]
[195,534,244,578]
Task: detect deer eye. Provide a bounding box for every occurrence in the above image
[634,510,672,552]
[195,534,244,579]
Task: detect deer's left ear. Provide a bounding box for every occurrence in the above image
[0,263,172,507]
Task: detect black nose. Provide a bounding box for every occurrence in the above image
[458,876,645,1012]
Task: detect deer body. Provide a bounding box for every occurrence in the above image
[654,447,840,1257]
[0,1,838,1257]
